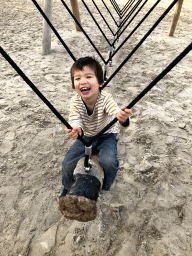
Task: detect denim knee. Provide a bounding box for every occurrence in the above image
[99,155,119,171]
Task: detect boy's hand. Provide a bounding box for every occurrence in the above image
[117,107,131,124]
[64,126,82,140]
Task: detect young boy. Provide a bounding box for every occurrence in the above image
[60,57,131,198]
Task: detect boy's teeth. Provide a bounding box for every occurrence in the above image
[81,87,90,91]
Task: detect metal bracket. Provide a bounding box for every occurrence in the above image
[85,145,92,156]
[104,64,111,87]
[109,46,115,67]
[84,146,92,173]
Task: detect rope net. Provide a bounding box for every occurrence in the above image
[1,0,191,148]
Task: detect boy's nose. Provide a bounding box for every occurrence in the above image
[80,78,87,84]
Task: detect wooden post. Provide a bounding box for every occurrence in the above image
[168,0,184,36]
[42,0,52,55]
[70,0,82,32]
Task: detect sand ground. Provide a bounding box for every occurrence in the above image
[0,0,192,255]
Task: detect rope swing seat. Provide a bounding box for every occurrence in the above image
[59,155,104,222]
[1,0,190,222]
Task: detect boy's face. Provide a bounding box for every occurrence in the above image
[73,66,103,103]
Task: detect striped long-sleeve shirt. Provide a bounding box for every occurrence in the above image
[68,90,121,137]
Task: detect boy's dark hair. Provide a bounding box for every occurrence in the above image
[70,57,104,89]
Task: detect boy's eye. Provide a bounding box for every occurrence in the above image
[74,78,80,81]
[87,76,92,78]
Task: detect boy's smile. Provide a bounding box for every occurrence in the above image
[73,66,103,104]
[80,84,90,93]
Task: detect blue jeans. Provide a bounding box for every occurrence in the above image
[62,133,119,191]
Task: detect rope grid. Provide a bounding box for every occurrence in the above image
[1,0,191,152]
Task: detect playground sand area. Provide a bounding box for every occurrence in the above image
[0,0,192,255]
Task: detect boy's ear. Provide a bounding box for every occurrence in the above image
[99,84,103,88]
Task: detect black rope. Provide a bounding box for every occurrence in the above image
[112,0,148,46]
[110,0,121,16]
[104,0,178,70]
[84,0,141,57]
[2,42,191,154]
[127,43,192,108]
[0,46,88,146]
[113,0,141,38]
[81,0,112,46]
[31,0,76,62]
[2,0,187,151]
[60,0,107,65]
[117,0,143,32]
[112,0,121,13]
[81,0,144,63]
[91,0,115,36]
[121,0,135,15]
[101,0,119,27]
[121,0,137,18]
[87,42,192,147]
